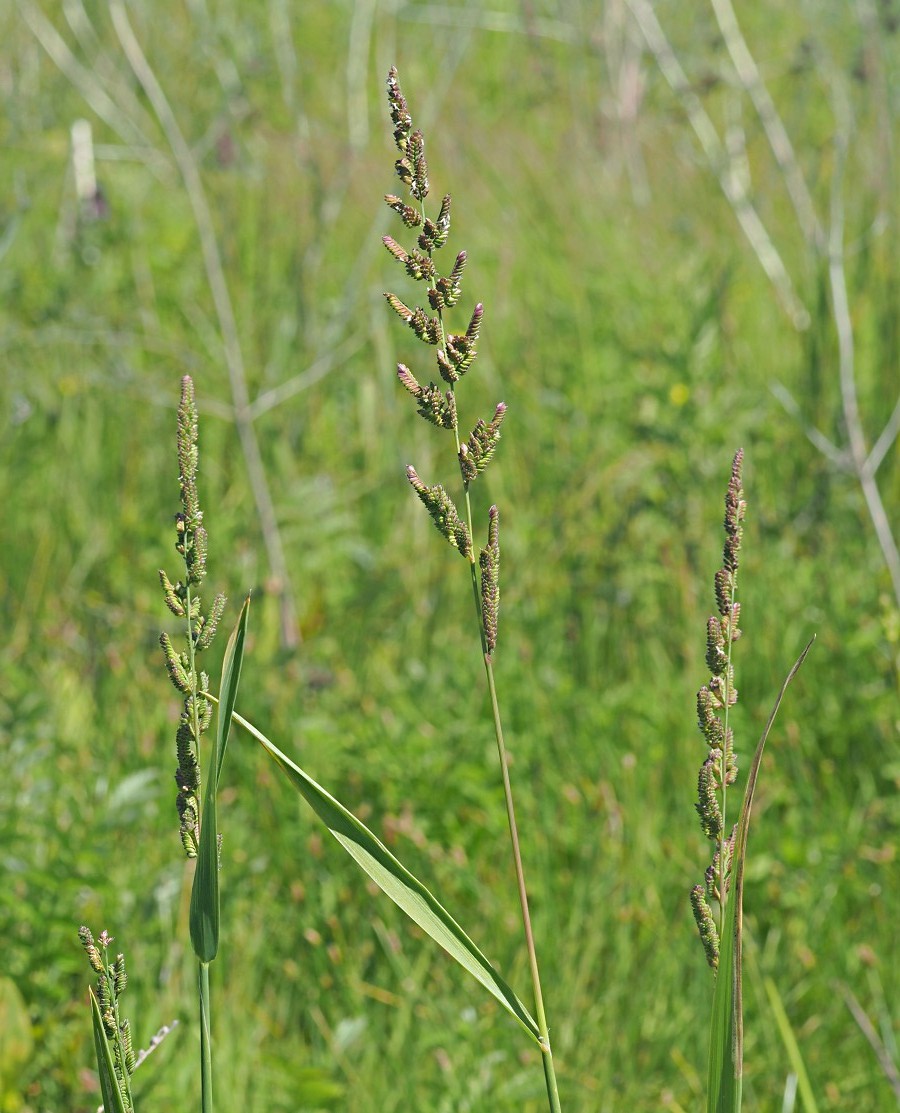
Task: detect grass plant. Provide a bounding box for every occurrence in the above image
[75,73,819,1113]
[3,6,896,1110]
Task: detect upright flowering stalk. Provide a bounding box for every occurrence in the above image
[79,926,136,1112]
[158,375,226,1112]
[691,449,746,969]
[383,68,560,1111]
[159,377,226,859]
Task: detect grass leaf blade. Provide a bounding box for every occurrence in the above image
[190,596,250,963]
[707,636,814,1113]
[89,987,129,1113]
[231,709,542,1043]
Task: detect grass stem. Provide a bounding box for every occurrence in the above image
[199,961,213,1113]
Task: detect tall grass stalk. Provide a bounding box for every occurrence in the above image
[382,67,561,1110]
[691,452,813,1112]
[158,376,237,1112]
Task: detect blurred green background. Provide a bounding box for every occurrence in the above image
[1,2,898,1110]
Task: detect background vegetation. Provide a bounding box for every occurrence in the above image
[1,2,897,1110]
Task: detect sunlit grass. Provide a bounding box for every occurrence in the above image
[1,2,897,1110]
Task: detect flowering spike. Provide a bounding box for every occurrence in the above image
[406,466,472,557]
[195,592,226,652]
[479,506,501,654]
[160,632,191,693]
[383,235,410,266]
[159,569,186,617]
[79,926,104,974]
[705,615,726,675]
[695,757,723,839]
[384,292,414,323]
[459,402,507,482]
[691,451,747,968]
[690,886,720,969]
[409,130,429,200]
[384,194,422,227]
[386,66,413,153]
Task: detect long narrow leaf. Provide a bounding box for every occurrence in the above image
[227,707,541,1043]
[763,976,820,1113]
[707,636,814,1113]
[90,988,129,1113]
[190,597,250,963]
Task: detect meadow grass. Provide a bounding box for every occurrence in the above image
[1,3,898,1111]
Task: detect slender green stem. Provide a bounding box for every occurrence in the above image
[417,191,561,1111]
[481,639,561,1111]
[199,961,213,1113]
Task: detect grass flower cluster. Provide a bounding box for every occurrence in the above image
[691,448,746,970]
[72,68,818,1113]
[384,65,560,1108]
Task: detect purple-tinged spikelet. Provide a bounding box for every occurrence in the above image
[459,403,507,482]
[384,194,422,227]
[406,466,472,557]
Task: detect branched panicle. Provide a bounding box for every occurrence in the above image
[691,450,745,966]
[406,466,472,558]
[459,402,507,483]
[159,377,225,857]
[479,506,501,654]
[78,926,136,1111]
[384,69,498,567]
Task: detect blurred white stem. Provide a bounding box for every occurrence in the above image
[829,104,900,609]
[109,0,300,647]
[625,0,809,329]
[709,0,824,251]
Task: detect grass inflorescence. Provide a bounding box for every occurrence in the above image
[383,66,560,1110]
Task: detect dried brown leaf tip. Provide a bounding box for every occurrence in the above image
[692,449,746,970]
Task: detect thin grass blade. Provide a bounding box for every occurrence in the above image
[707,636,814,1113]
[763,976,820,1113]
[229,708,541,1043]
[89,987,129,1113]
[190,596,250,963]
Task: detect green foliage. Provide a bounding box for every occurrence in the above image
[1,2,898,1110]
[232,706,540,1041]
